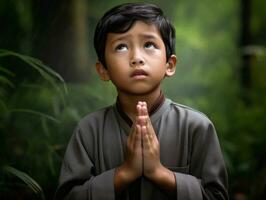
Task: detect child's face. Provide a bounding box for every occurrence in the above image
[97,21,176,96]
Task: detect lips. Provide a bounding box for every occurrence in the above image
[130,69,148,77]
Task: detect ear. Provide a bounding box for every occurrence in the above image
[165,55,177,77]
[95,61,110,81]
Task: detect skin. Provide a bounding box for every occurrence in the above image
[96,21,177,196]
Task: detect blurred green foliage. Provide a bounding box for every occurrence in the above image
[0,49,116,199]
[0,0,265,199]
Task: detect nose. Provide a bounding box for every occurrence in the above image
[130,58,144,66]
[130,49,144,67]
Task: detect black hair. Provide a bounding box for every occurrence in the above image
[93,3,176,68]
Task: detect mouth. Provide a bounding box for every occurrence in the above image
[130,69,148,78]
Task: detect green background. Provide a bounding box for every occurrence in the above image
[0,0,265,199]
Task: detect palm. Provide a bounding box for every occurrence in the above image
[136,102,161,178]
[125,120,143,179]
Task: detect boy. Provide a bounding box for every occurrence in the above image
[55,3,228,200]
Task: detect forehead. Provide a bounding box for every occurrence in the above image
[106,21,162,43]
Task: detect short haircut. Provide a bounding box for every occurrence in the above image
[93,3,176,68]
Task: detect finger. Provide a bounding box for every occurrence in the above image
[147,122,156,141]
[137,115,147,127]
[128,120,137,145]
[139,102,146,116]
[133,124,142,149]
[142,101,147,108]
[142,126,150,150]
[136,103,142,116]
[136,101,143,117]
[142,102,148,115]
[135,115,143,127]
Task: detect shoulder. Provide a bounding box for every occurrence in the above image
[74,105,116,136]
[168,99,211,121]
[167,99,219,143]
[167,99,214,130]
[68,104,116,147]
[80,105,114,124]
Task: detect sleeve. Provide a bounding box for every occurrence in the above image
[54,125,116,200]
[174,121,228,200]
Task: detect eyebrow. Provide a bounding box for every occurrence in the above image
[109,33,161,44]
[139,33,160,40]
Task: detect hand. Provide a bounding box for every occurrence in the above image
[115,105,143,193]
[137,101,176,195]
[123,117,143,180]
[136,101,163,180]
[115,101,176,195]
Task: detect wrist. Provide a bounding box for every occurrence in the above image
[114,163,139,193]
[117,164,137,182]
[145,164,176,195]
[145,164,165,182]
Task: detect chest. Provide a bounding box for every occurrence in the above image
[93,117,192,175]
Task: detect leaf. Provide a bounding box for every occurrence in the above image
[9,108,60,123]
[0,66,15,77]
[0,76,15,88]
[0,87,7,97]
[3,166,46,200]
[0,99,8,111]
[0,49,68,95]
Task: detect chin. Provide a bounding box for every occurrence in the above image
[120,87,160,97]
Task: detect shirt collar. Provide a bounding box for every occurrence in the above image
[116,91,165,127]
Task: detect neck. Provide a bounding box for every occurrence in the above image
[117,89,162,121]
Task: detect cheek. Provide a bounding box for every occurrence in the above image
[150,55,167,68]
[106,59,128,79]
[150,50,167,62]
[106,53,128,66]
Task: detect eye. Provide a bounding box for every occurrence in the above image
[115,44,128,52]
[144,42,157,50]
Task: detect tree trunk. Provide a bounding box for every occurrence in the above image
[32,0,90,82]
[240,0,252,102]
